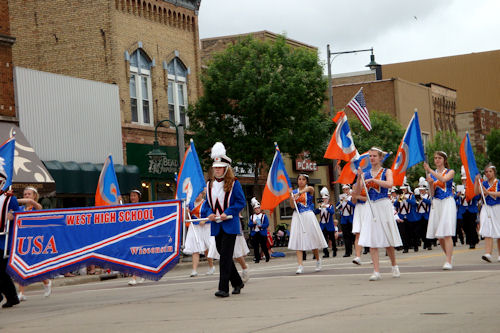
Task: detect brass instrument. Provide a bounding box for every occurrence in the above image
[398,194,405,203]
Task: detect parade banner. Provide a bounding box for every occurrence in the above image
[7,200,182,285]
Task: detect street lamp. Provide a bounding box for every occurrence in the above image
[326,44,380,203]
[147,119,183,200]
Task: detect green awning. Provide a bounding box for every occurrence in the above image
[43,160,141,195]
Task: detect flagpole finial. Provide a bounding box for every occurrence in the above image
[12,130,16,137]
[190,138,193,143]
[414,108,418,113]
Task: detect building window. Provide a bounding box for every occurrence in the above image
[129,49,153,125]
[421,132,430,152]
[167,57,188,126]
[279,200,293,220]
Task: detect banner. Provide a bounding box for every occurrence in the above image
[8,200,182,285]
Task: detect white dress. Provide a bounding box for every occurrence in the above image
[479,181,500,238]
[358,198,403,248]
[208,234,249,259]
[352,201,369,234]
[288,191,328,251]
[426,173,456,239]
[183,222,215,255]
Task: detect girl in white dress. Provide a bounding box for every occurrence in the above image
[475,164,500,263]
[354,148,402,281]
[423,151,456,270]
[184,191,216,277]
[288,174,327,274]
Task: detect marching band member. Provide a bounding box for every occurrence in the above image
[315,187,336,258]
[404,185,422,252]
[415,178,433,250]
[335,185,354,257]
[128,189,147,286]
[457,171,480,249]
[184,190,216,277]
[249,198,270,263]
[0,177,21,308]
[356,147,402,281]
[424,151,456,270]
[202,142,246,297]
[288,174,327,274]
[394,182,412,253]
[475,164,500,262]
[17,187,52,299]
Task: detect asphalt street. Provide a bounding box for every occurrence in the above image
[1,243,500,333]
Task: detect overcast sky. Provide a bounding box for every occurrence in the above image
[198,0,500,74]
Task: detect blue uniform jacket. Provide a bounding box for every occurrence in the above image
[314,205,336,231]
[248,213,269,236]
[405,195,421,222]
[456,194,479,219]
[335,200,354,225]
[0,196,21,251]
[416,197,431,220]
[201,179,246,236]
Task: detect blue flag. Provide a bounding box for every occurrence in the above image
[391,112,425,186]
[0,136,15,191]
[176,140,205,206]
[95,155,121,206]
[261,144,292,210]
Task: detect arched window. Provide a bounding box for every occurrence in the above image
[167,57,188,126]
[129,49,153,125]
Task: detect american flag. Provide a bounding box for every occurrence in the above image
[346,88,371,131]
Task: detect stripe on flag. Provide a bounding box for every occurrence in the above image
[346,88,371,131]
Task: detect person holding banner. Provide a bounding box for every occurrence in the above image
[184,190,216,277]
[0,190,21,308]
[288,174,327,274]
[351,182,369,265]
[16,187,52,300]
[356,147,402,281]
[475,164,500,263]
[203,142,246,298]
[424,151,456,270]
[128,189,147,286]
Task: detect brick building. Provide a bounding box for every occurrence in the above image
[456,108,500,153]
[331,72,457,139]
[0,0,16,119]
[9,0,202,200]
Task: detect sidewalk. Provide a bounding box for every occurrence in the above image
[22,245,337,292]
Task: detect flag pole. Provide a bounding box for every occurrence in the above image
[181,199,187,250]
[290,192,307,234]
[479,180,493,220]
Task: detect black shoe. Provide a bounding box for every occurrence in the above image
[322,254,329,258]
[332,251,337,257]
[414,246,418,252]
[253,258,258,262]
[469,245,475,249]
[265,257,270,262]
[427,246,432,250]
[2,298,20,308]
[343,253,350,257]
[215,290,230,298]
[403,249,409,253]
[255,260,260,263]
[232,283,244,295]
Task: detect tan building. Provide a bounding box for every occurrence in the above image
[456,108,500,153]
[331,77,459,144]
[9,0,202,200]
[382,50,500,114]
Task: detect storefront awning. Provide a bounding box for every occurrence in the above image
[43,160,141,195]
[0,122,56,196]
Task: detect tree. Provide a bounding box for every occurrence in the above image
[188,35,329,181]
[348,111,404,168]
[486,129,500,169]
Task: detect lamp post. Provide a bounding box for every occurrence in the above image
[326,45,380,203]
[147,119,184,201]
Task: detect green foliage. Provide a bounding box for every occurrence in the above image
[348,111,404,168]
[188,35,329,177]
[486,129,500,169]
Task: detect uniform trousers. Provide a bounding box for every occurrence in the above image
[418,217,432,249]
[215,230,243,293]
[340,223,353,256]
[0,254,18,303]
[251,233,270,262]
[404,220,421,250]
[322,229,337,257]
[462,211,479,247]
